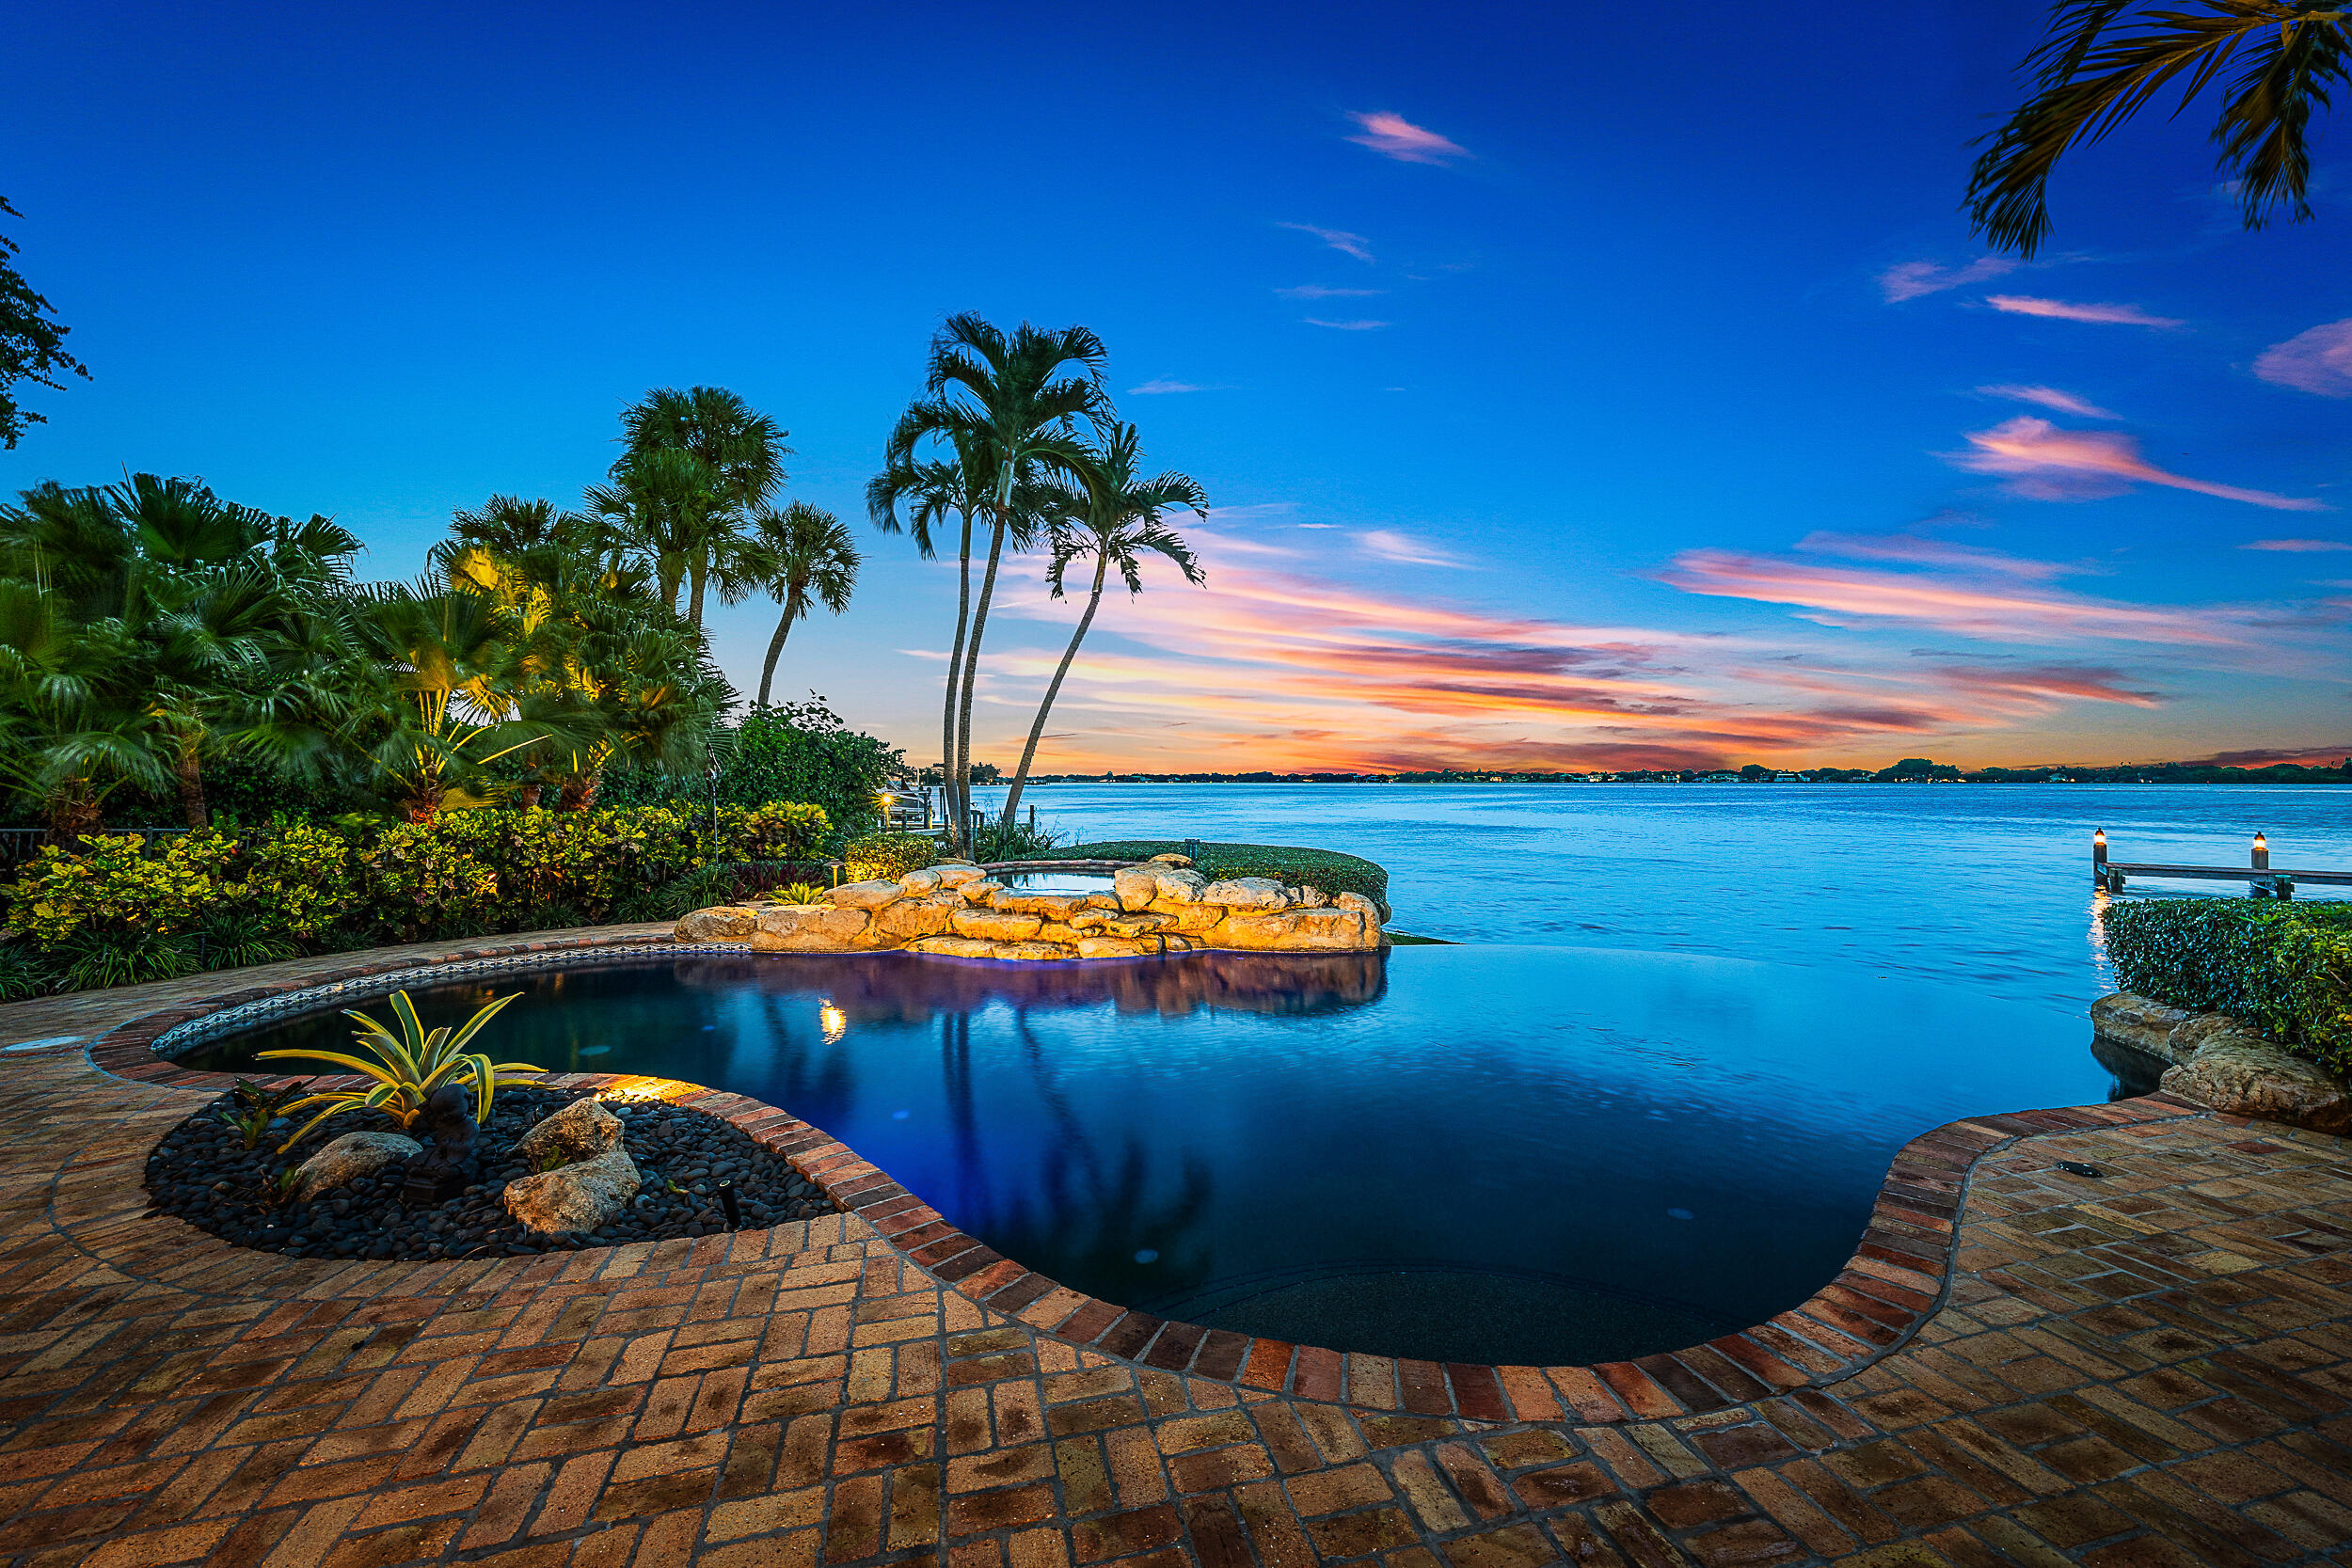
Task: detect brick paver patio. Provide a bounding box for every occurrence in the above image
[0,932,2346,1567]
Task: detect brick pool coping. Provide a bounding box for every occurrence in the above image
[87,932,2212,1425]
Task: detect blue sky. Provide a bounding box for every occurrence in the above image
[8,1,2348,770]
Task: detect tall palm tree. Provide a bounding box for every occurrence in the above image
[347,582,556,820]
[747,501,860,707]
[618,388,790,628]
[1968,2,2349,256]
[583,448,728,620]
[868,437,993,845]
[877,316,1110,847]
[998,425,1205,830]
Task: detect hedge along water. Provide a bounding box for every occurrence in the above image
[2103,899,2352,1074]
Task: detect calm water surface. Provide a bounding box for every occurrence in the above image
[185,784,2348,1364]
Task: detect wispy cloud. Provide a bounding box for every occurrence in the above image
[1986,295,2184,328]
[1128,379,1211,395]
[1356,530,1469,568]
[2252,318,2352,397]
[1276,285,1386,299]
[1796,530,2086,581]
[1949,417,2325,511]
[1659,547,2251,645]
[1878,258,2016,303]
[2241,537,2352,552]
[1278,222,1373,262]
[1304,318,1391,331]
[1977,384,2119,420]
[1345,111,1468,165]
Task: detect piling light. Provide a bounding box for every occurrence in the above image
[2253,832,2269,872]
[818,1001,847,1043]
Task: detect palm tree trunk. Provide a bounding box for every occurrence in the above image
[172,736,210,829]
[939,511,974,852]
[1000,557,1105,832]
[955,514,1009,849]
[688,557,707,628]
[44,780,99,846]
[757,604,797,707]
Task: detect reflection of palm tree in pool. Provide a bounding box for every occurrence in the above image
[946,1008,1215,1303]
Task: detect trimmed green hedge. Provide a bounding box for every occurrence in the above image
[2105,899,2352,1074]
[1048,839,1390,919]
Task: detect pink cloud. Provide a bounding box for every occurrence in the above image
[2253,319,2352,397]
[1878,258,2016,303]
[1276,285,1385,299]
[1795,531,2086,581]
[1355,530,1469,568]
[1977,384,2119,420]
[1303,318,1391,331]
[1345,112,1468,165]
[1277,223,1373,262]
[2241,538,2352,552]
[1986,295,2184,328]
[1949,417,2325,511]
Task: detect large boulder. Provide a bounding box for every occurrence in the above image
[515,1099,622,1169]
[952,909,1044,942]
[1152,868,1209,903]
[1148,898,1227,935]
[1200,877,1291,910]
[991,890,1095,921]
[292,1131,421,1202]
[958,879,1006,905]
[871,894,961,944]
[1213,908,1377,952]
[675,904,757,942]
[751,903,871,952]
[501,1148,643,1234]
[907,936,1001,958]
[2090,993,2210,1065]
[898,868,944,895]
[2162,1042,2351,1134]
[1113,866,1160,912]
[934,864,985,888]
[1334,892,1381,919]
[1077,935,1150,958]
[829,879,906,911]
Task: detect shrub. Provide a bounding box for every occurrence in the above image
[2105,899,2352,1074]
[1048,839,1391,918]
[967,818,1061,863]
[842,832,940,883]
[601,698,899,840]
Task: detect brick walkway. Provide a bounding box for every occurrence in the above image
[0,935,2348,1567]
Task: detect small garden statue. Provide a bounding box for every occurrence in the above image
[401,1084,478,1204]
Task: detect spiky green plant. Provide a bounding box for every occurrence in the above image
[767,882,830,905]
[262,989,541,1150]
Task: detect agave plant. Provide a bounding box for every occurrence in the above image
[262,990,542,1150]
[767,882,830,905]
[214,1076,314,1150]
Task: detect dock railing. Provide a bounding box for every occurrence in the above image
[2093,829,2349,898]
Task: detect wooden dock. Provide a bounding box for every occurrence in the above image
[2094,829,2348,896]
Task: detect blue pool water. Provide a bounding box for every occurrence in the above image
[183,942,2128,1365]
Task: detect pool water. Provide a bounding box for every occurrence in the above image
[178,945,2133,1365]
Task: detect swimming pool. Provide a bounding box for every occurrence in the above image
[172,944,2131,1365]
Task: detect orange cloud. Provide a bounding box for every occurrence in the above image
[1949,417,2325,511]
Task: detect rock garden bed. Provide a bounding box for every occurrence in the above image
[144,1085,837,1260]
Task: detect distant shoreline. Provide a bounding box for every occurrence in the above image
[981,768,2349,787]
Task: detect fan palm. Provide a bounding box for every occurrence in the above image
[877,316,1110,848]
[1968,2,2349,256]
[346,582,558,820]
[618,387,790,628]
[998,426,1205,829]
[747,501,861,708]
[584,448,729,620]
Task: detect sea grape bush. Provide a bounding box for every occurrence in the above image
[0,800,832,991]
[841,832,940,883]
[2105,898,2352,1074]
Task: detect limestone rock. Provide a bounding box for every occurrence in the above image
[751,903,871,952]
[1148,898,1228,935]
[2162,1041,2351,1134]
[675,904,757,942]
[1214,908,1375,952]
[1152,868,1209,903]
[908,936,1000,958]
[515,1099,622,1169]
[934,864,984,888]
[1149,853,1194,868]
[1200,877,1291,910]
[501,1148,642,1234]
[1113,866,1159,912]
[829,879,906,911]
[898,868,944,895]
[952,909,1044,942]
[991,890,1094,921]
[959,879,1005,905]
[293,1132,421,1201]
[1292,885,1330,909]
[871,895,960,944]
[1077,936,1149,958]
[1334,892,1380,918]
[1000,941,1075,961]
[2090,992,2266,1066]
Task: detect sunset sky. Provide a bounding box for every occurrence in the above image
[8,2,2348,772]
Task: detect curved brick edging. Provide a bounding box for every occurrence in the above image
[83,939,2213,1425]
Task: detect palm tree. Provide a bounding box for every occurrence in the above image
[747,501,860,707]
[346,582,556,820]
[1968,3,2349,256]
[869,437,993,848]
[998,425,1205,830]
[877,316,1110,847]
[584,448,728,620]
[618,388,790,628]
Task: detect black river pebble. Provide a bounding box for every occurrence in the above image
[144,1086,837,1259]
